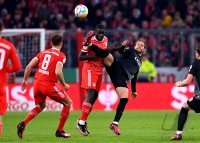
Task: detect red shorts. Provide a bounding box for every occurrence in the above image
[0,85,7,114]
[33,81,68,105]
[81,69,102,91]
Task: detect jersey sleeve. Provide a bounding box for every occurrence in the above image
[58,53,66,64]
[6,44,21,72]
[189,61,197,76]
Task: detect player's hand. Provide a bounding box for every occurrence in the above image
[83,31,94,46]
[21,80,28,91]
[121,40,129,46]
[175,81,182,87]
[64,83,70,91]
[131,92,139,99]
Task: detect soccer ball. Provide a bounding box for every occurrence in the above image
[74,4,88,18]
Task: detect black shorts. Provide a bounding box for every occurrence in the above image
[106,60,128,89]
[187,96,200,113]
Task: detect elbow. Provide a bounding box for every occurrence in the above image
[25,65,32,71]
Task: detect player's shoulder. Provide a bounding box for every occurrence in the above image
[0,38,14,50]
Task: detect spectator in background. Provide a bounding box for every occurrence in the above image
[138,53,157,82]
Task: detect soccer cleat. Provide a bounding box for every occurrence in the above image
[109,123,121,135]
[17,121,25,139]
[171,134,182,140]
[55,130,71,138]
[76,120,89,136]
[82,31,94,46]
[85,121,90,134]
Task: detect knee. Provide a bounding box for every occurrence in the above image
[39,103,46,110]
[182,102,189,110]
[63,98,72,106]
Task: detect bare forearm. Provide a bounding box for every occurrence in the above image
[23,66,32,81]
[57,72,66,86]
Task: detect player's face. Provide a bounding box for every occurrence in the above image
[95,29,105,41]
[134,41,145,54]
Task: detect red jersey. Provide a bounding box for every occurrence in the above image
[81,36,108,73]
[34,48,66,83]
[0,38,21,85]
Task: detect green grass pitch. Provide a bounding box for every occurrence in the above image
[0,111,199,143]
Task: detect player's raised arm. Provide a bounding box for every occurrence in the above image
[131,71,139,98]
[21,57,38,91]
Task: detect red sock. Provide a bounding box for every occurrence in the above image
[24,105,42,125]
[0,124,2,137]
[80,102,92,121]
[58,105,70,131]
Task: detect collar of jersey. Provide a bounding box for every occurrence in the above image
[51,47,59,51]
[94,36,104,42]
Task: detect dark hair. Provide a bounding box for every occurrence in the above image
[137,38,147,49]
[51,34,63,46]
[95,24,105,30]
[195,44,200,54]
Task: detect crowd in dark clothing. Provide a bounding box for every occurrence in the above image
[1,0,200,30]
[1,0,200,67]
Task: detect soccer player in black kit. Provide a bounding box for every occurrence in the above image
[171,44,200,140]
[84,34,146,135]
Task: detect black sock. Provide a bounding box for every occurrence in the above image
[177,107,189,131]
[114,98,128,122]
[90,44,109,58]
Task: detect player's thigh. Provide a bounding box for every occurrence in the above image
[82,70,102,91]
[116,87,129,98]
[0,87,7,114]
[187,97,200,113]
[33,82,46,105]
[47,84,71,106]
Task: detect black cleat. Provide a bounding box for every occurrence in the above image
[17,121,25,139]
[76,120,89,136]
[55,130,71,138]
[171,134,182,140]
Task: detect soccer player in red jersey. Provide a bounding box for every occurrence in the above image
[76,24,108,136]
[0,19,22,137]
[17,34,72,139]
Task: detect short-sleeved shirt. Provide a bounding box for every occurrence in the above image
[81,36,108,73]
[188,59,200,100]
[34,48,66,83]
[0,38,21,85]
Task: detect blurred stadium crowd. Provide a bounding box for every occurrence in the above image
[0,0,200,68]
[1,0,200,29]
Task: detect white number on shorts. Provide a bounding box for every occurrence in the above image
[0,49,6,70]
[41,54,51,70]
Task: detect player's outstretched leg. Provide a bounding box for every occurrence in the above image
[171,105,189,140]
[55,104,71,138]
[17,121,25,139]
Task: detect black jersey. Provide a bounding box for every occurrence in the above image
[188,59,200,100]
[118,46,142,80]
